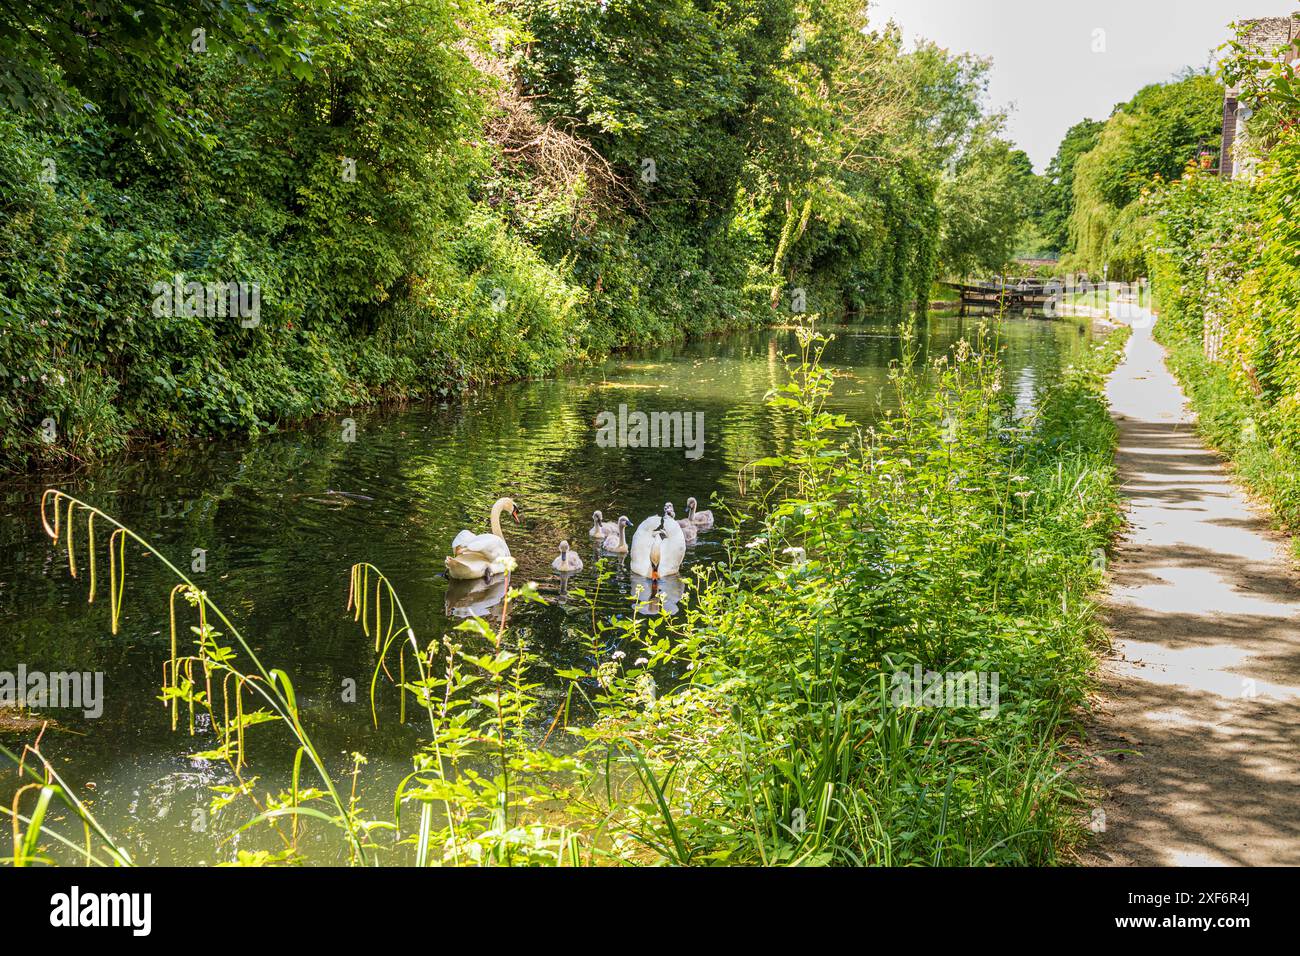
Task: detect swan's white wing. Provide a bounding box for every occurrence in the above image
[658,517,687,576]
[447,532,511,580]
[458,533,510,559]
[633,515,662,537]
[446,554,491,580]
[629,516,661,577]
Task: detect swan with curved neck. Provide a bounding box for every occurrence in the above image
[488,497,519,538]
[446,497,520,580]
[687,496,713,531]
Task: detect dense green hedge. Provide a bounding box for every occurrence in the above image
[1144,132,1300,536]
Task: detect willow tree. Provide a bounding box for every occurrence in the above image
[1065,71,1224,275]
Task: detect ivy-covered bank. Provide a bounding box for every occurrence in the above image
[0,0,1041,472]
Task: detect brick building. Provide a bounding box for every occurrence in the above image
[1221,14,1300,179]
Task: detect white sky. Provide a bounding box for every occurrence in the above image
[868,0,1300,170]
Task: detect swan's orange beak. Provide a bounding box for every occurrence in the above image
[511,506,521,523]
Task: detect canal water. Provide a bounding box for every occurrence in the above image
[0,313,1093,864]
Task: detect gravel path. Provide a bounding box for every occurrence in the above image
[1085,304,1300,866]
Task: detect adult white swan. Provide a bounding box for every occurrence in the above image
[446,497,520,580]
[630,511,686,580]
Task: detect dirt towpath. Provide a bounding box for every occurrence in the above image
[1085,304,1300,866]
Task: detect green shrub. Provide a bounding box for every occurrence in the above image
[572,323,1128,865]
[1144,129,1300,539]
[0,0,1025,471]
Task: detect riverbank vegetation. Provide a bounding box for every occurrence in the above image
[0,0,1038,472]
[568,320,1128,864]
[9,318,1128,865]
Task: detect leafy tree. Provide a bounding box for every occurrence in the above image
[765,22,1004,311]
[511,0,803,234]
[936,132,1036,277]
[0,0,1026,466]
[1037,118,1103,253]
[0,0,324,149]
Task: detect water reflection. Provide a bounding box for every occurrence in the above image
[631,574,685,617]
[444,575,509,619]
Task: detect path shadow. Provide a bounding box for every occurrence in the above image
[1086,679,1300,866]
